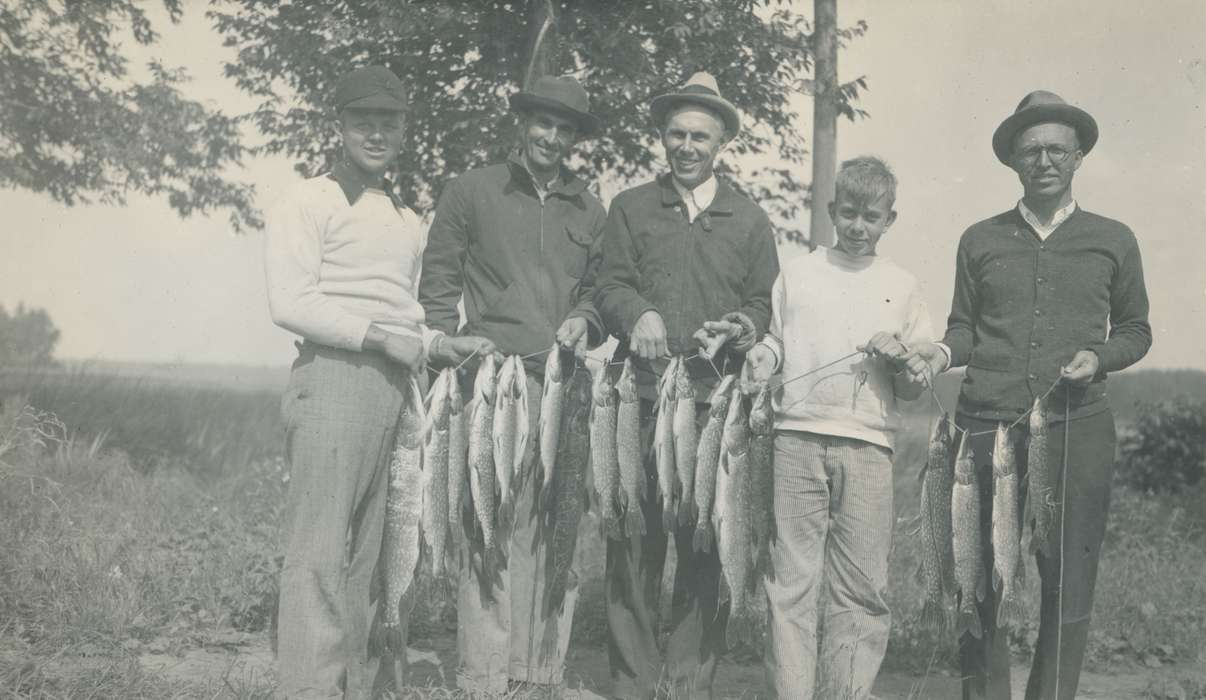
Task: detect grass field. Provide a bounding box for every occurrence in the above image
[2,364,1205,698]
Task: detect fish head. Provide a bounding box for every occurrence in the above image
[591,361,614,405]
[616,357,638,401]
[496,355,516,399]
[428,369,451,422]
[723,386,749,435]
[1029,397,1046,431]
[993,423,1015,476]
[749,386,772,433]
[545,344,563,383]
[953,430,974,478]
[447,368,464,414]
[474,353,498,403]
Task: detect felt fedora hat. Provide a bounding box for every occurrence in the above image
[650,72,741,136]
[992,90,1098,165]
[333,65,408,112]
[509,75,601,136]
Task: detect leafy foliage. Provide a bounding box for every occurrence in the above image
[209,0,868,242]
[0,0,259,230]
[1117,397,1206,494]
[0,302,61,365]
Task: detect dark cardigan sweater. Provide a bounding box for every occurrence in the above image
[942,207,1151,421]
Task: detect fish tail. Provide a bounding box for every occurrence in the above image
[676,500,697,529]
[919,598,948,635]
[497,499,514,534]
[604,515,623,541]
[693,522,713,553]
[755,539,774,584]
[956,599,982,640]
[428,575,453,608]
[626,506,646,537]
[661,497,677,532]
[725,608,760,649]
[996,589,1026,630]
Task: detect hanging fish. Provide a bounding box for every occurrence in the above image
[673,358,699,528]
[992,422,1026,629]
[539,346,566,512]
[693,374,736,553]
[715,386,758,646]
[655,355,680,531]
[468,354,500,572]
[748,383,775,583]
[422,368,452,601]
[493,355,519,531]
[616,357,645,537]
[952,430,986,640]
[543,365,593,621]
[447,368,469,557]
[380,373,425,653]
[917,412,954,634]
[1026,396,1054,557]
[590,362,622,540]
[513,354,530,483]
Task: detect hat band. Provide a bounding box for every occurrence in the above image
[679,84,720,97]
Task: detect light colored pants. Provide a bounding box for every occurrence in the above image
[763,430,894,700]
[456,372,579,694]
[276,343,411,699]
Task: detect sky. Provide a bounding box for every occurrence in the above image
[2,0,1203,370]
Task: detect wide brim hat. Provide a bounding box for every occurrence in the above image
[650,72,741,136]
[333,65,408,112]
[509,75,601,136]
[992,90,1098,165]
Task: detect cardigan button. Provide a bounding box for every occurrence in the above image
[1034,309,1042,316]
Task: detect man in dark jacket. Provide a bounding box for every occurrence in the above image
[905,91,1151,700]
[593,72,780,699]
[417,75,605,695]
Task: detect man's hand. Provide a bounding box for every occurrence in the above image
[740,343,777,394]
[900,342,950,386]
[555,316,590,356]
[694,321,737,361]
[630,310,668,361]
[364,325,423,369]
[430,334,496,368]
[858,331,909,366]
[1061,350,1099,385]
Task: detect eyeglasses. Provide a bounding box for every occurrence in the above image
[1015,145,1077,167]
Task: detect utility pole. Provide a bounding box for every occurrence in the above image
[809,0,837,250]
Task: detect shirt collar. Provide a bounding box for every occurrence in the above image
[658,172,733,214]
[671,174,718,212]
[328,160,403,208]
[507,151,586,198]
[1017,198,1077,236]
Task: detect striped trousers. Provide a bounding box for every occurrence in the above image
[763,430,895,700]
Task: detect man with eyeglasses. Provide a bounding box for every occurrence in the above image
[904,92,1151,699]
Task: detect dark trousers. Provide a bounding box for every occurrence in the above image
[606,400,728,700]
[956,409,1116,700]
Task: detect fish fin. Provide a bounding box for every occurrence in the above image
[976,570,987,603]
[497,499,514,534]
[693,522,713,553]
[626,506,646,537]
[992,567,1003,593]
[605,515,623,541]
[997,589,1026,630]
[919,598,948,635]
[539,480,555,517]
[677,501,697,529]
[956,599,982,640]
[755,539,773,585]
[905,513,923,537]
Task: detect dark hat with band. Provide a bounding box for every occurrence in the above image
[509,75,600,136]
[992,90,1098,165]
[650,72,741,136]
[334,65,408,113]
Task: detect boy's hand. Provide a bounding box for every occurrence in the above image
[858,332,909,365]
[900,342,949,386]
[430,334,496,369]
[364,325,423,369]
[740,343,776,394]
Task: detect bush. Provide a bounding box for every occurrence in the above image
[1116,397,1206,494]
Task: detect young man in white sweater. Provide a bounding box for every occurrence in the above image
[743,156,932,699]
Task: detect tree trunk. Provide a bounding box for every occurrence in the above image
[523,0,558,89]
[809,0,837,250]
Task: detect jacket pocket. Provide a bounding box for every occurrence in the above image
[563,224,592,279]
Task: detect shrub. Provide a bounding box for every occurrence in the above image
[1116,397,1206,494]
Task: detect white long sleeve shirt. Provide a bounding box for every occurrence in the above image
[264,171,428,351]
[758,247,933,451]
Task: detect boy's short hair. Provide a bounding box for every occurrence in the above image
[835,155,897,208]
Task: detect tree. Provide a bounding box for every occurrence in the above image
[210,0,868,243]
[0,303,61,365]
[0,0,259,231]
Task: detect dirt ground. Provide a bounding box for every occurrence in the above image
[138,632,1196,699]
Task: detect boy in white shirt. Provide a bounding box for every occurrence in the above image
[744,156,932,699]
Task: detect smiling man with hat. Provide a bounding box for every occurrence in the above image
[903,91,1151,699]
[266,65,491,699]
[593,71,779,699]
[417,74,605,696]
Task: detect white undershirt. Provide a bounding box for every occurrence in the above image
[672,174,717,223]
[1018,198,1077,240]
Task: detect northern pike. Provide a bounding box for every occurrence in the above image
[654,355,679,531]
[468,354,499,569]
[1026,396,1054,557]
[590,363,622,540]
[380,373,425,652]
[539,346,565,512]
[715,386,758,646]
[992,422,1026,629]
[673,358,699,528]
[543,365,593,623]
[513,354,530,483]
[422,368,452,599]
[952,430,986,640]
[616,357,645,537]
[447,368,469,555]
[693,374,735,553]
[748,384,775,582]
[493,355,519,530]
[918,412,955,634]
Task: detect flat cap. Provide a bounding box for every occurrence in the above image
[333,65,408,113]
